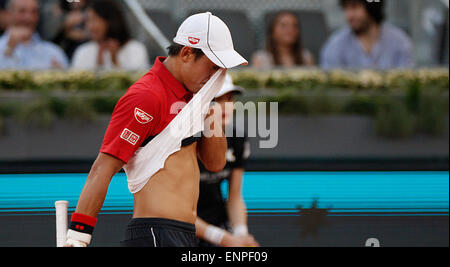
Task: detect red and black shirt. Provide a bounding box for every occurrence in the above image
[100,57,193,163]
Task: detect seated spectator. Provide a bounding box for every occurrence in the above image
[0,0,9,35]
[320,0,414,70]
[0,0,69,70]
[71,0,149,71]
[52,0,90,60]
[251,11,315,69]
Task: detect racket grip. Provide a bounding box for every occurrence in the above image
[55,200,69,247]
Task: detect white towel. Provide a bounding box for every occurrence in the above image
[124,69,226,193]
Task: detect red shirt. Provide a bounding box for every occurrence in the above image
[100,57,193,163]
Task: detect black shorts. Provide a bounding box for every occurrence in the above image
[120,218,198,247]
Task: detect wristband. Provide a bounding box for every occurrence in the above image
[232,224,248,236]
[67,213,97,246]
[204,225,226,245]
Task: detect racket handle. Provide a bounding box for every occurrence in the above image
[55,200,69,247]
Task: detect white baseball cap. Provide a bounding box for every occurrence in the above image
[173,12,248,69]
[215,74,244,98]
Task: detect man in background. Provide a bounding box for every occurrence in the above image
[0,0,8,35]
[321,0,414,70]
[0,0,68,70]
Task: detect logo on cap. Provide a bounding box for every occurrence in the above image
[188,37,200,45]
[135,108,153,124]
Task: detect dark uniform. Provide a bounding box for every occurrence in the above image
[197,127,250,246]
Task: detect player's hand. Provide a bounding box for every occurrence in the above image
[204,102,224,138]
[63,227,93,247]
[241,234,260,247]
[221,232,260,247]
[64,238,88,247]
[205,102,222,121]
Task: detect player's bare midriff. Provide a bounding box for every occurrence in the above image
[132,142,200,224]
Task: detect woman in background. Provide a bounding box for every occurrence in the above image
[252,11,315,69]
[71,0,149,71]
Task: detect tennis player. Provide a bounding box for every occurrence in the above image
[65,12,248,247]
[195,74,260,247]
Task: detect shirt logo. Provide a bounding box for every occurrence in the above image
[134,108,153,124]
[121,128,140,146]
[188,37,200,45]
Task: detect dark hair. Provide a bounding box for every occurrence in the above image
[167,43,205,60]
[88,0,131,46]
[339,0,385,24]
[266,11,304,66]
[59,0,89,12]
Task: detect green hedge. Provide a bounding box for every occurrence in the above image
[229,68,449,91]
[0,68,448,139]
[0,70,146,92]
[0,68,448,92]
[233,68,449,138]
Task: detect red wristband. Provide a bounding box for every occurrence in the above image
[69,213,98,235]
[71,213,97,227]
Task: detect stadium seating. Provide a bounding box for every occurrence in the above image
[144,9,178,60]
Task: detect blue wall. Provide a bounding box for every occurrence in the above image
[0,171,448,216]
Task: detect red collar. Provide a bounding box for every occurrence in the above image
[151,56,193,101]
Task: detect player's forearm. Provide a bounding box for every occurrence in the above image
[74,172,112,218]
[227,169,248,232]
[66,159,119,247]
[227,198,247,227]
[194,217,210,239]
[74,153,123,217]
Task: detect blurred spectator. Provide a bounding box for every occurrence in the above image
[0,0,9,35]
[196,74,260,248]
[52,0,90,60]
[320,0,414,70]
[0,0,69,70]
[251,11,315,69]
[71,0,149,71]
